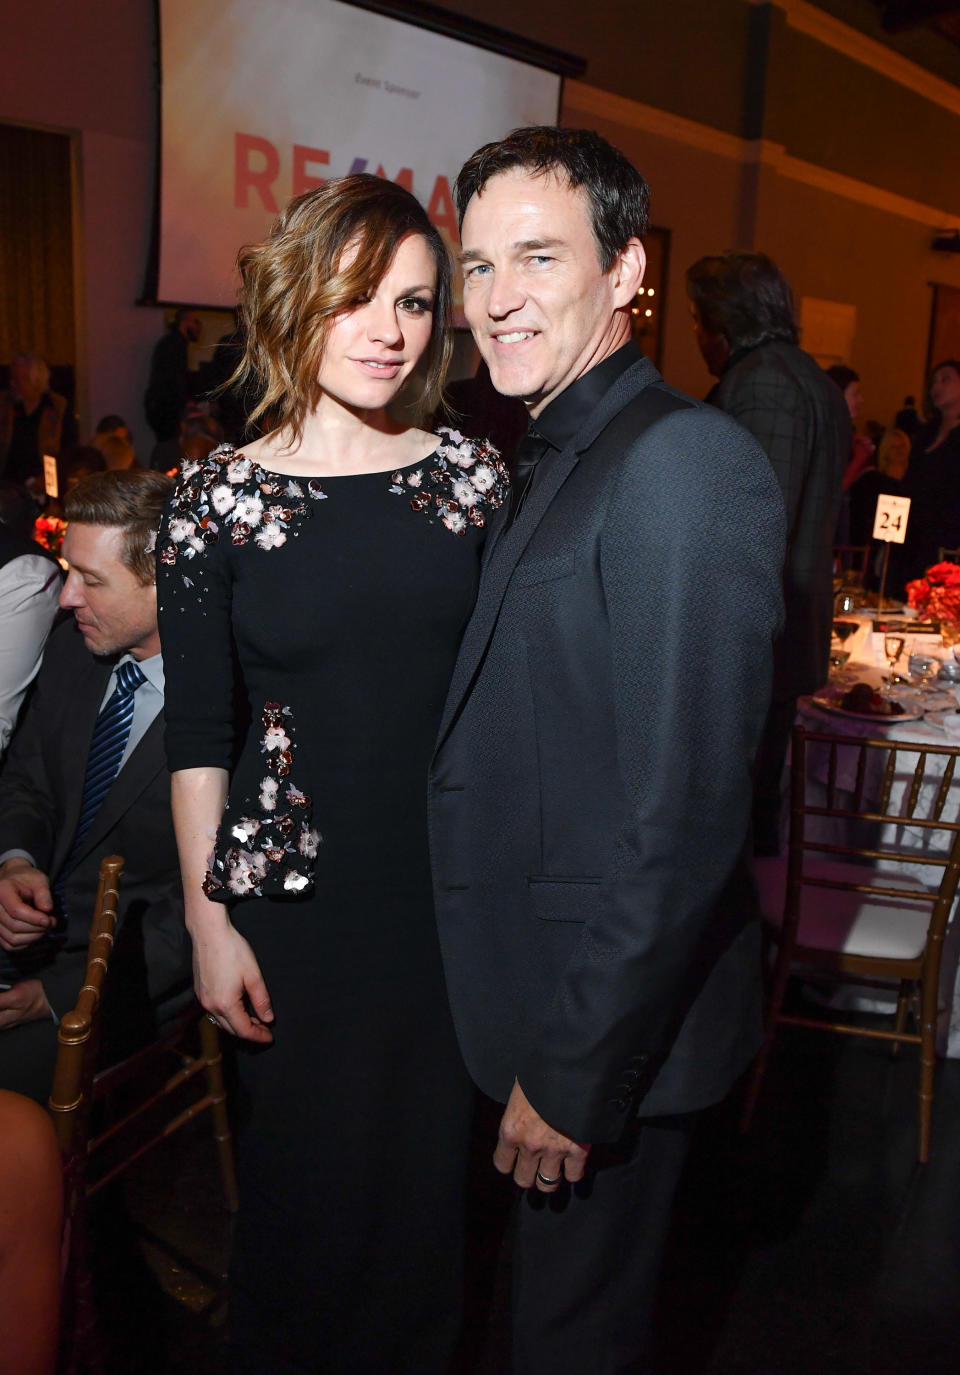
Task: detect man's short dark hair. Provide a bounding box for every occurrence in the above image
[686,252,799,351]
[94,413,129,435]
[826,365,859,393]
[454,126,649,272]
[64,470,173,585]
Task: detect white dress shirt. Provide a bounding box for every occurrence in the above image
[0,554,61,756]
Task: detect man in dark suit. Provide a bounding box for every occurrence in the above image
[0,470,192,1101]
[686,252,850,853]
[430,128,785,1374]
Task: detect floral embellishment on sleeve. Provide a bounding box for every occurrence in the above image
[159,444,328,572]
[202,701,321,902]
[389,430,508,534]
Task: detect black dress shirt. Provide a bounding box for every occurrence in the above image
[507,342,642,527]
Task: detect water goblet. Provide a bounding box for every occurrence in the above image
[883,634,905,697]
[833,619,858,648]
[908,652,941,694]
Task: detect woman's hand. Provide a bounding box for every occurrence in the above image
[191,916,274,1043]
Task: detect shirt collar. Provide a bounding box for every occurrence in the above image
[116,650,165,696]
[531,341,643,452]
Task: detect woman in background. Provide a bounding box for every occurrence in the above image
[157,175,507,1374]
[890,360,960,595]
[848,425,910,550]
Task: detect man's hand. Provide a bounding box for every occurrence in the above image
[493,1080,591,1193]
[0,979,52,1031]
[0,859,55,951]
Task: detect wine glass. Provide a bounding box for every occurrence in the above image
[835,591,857,617]
[909,652,942,694]
[833,619,858,647]
[883,634,905,697]
[828,647,851,679]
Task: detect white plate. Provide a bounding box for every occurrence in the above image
[810,694,924,724]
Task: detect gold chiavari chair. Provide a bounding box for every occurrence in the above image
[742,726,960,1163]
[49,855,237,1372]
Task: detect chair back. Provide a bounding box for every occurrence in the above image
[48,856,124,1181]
[787,727,960,975]
[832,544,870,586]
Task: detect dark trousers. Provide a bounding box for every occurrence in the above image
[0,1017,58,1103]
[511,1114,695,1375]
[752,694,798,856]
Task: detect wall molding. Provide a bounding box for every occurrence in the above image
[563,82,746,162]
[751,0,960,118]
[564,79,960,230]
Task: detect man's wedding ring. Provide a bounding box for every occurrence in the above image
[536,1169,563,1186]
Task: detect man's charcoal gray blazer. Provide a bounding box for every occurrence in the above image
[429,356,786,1144]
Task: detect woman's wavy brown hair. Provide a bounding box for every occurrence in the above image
[232,174,452,443]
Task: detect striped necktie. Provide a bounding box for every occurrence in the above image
[71,659,147,854]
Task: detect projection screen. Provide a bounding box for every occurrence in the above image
[156,0,564,306]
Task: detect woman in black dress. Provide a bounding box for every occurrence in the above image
[156,175,507,1374]
[890,359,960,595]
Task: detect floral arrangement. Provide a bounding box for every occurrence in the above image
[905,560,960,624]
[34,515,66,556]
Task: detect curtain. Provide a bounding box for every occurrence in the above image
[0,123,76,370]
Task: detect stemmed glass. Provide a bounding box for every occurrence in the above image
[830,611,858,680]
[883,634,905,697]
[908,653,942,695]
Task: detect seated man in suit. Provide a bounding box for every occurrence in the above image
[0,469,192,1101]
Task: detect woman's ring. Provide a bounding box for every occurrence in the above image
[536,1169,563,1186]
[205,1013,220,1027]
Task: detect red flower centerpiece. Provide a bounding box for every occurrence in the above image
[905,561,960,624]
[34,515,66,557]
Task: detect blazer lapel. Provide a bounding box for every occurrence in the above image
[63,713,167,873]
[436,356,664,752]
[51,653,112,876]
[437,443,580,749]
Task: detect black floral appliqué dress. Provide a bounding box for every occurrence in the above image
[156,432,507,1373]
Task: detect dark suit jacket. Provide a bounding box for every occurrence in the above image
[429,357,786,1144]
[711,341,849,701]
[0,620,191,1026]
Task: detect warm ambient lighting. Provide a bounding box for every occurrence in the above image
[645,309,652,317]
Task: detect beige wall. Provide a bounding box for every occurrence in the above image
[754,169,960,423]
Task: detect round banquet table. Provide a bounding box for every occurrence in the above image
[795,611,960,1057]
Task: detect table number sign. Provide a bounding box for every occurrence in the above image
[872,494,910,543]
[873,494,911,607]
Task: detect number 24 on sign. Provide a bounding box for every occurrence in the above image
[873,494,911,544]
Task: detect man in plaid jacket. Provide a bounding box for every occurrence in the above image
[687,252,850,853]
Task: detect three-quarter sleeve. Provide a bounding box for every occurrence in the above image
[156,454,238,772]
